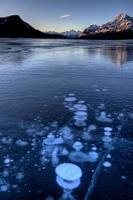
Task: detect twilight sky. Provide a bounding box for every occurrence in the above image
[0,0,133,32]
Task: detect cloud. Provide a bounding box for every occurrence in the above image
[60,14,71,19]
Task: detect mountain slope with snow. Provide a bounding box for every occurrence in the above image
[81,13,133,39]
[62,30,82,38]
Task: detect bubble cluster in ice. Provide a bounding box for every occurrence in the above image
[96,112,112,123]
[0,93,130,197]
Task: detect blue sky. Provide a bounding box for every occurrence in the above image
[0,0,133,32]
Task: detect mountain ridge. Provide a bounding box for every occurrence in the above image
[80,13,133,39]
[0,15,65,38]
[0,13,133,39]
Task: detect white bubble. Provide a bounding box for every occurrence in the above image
[0,184,9,192]
[88,125,96,132]
[104,131,112,136]
[16,172,24,182]
[88,151,99,162]
[102,136,112,143]
[55,163,82,181]
[107,154,111,159]
[16,139,28,147]
[4,158,11,165]
[73,104,87,111]
[64,97,77,102]
[97,112,112,123]
[103,161,112,168]
[1,137,13,144]
[72,141,83,151]
[104,127,112,132]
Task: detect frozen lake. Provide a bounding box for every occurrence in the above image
[0,39,133,200]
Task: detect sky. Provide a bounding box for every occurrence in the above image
[0,0,133,32]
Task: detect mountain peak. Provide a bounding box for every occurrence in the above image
[6,15,22,20]
[0,14,65,39]
[115,13,129,21]
[82,13,133,39]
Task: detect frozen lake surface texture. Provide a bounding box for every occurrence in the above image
[0,39,133,200]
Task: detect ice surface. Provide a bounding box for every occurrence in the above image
[45,196,54,200]
[98,103,105,110]
[0,92,132,199]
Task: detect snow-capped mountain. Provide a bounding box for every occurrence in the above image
[62,30,82,38]
[84,25,100,34]
[81,13,133,39]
